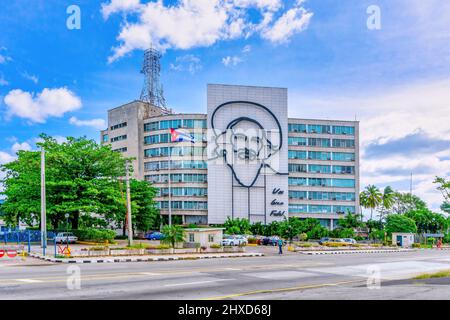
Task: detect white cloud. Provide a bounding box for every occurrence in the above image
[21,72,39,84]
[102,0,313,62]
[3,87,82,123]
[222,55,243,67]
[169,54,202,74]
[261,5,313,43]
[0,151,15,165]
[11,142,32,154]
[101,0,141,19]
[0,54,11,64]
[242,44,252,53]
[69,116,106,130]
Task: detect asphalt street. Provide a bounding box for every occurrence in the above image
[1,250,450,299]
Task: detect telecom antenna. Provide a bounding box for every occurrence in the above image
[140,48,168,111]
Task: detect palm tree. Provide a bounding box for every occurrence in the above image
[378,186,395,222]
[161,225,185,248]
[360,185,383,221]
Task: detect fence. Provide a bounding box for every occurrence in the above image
[0,230,57,256]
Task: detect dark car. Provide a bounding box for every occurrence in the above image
[145,232,165,240]
[262,236,280,246]
[318,237,330,245]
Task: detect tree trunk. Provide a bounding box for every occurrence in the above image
[71,211,79,230]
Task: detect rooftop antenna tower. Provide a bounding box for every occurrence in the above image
[140,48,169,112]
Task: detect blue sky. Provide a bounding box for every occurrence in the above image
[0,0,449,213]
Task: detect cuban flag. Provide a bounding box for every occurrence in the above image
[170,128,196,143]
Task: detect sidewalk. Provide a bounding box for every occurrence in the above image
[29,252,264,264]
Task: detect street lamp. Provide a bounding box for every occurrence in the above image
[65,213,70,245]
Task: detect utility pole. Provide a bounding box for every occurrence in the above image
[125,161,133,246]
[40,147,47,250]
[410,172,413,210]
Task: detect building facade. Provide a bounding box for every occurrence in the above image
[101,84,359,230]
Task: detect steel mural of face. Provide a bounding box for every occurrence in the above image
[210,101,283,188]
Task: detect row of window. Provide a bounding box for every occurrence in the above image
[157,187,207,197]
[288,151,355,162]
[288,124,355,135]
[145,173,207,183]
[113,147,127,153]
[288,191,355,201]
[144,119,207,131]
[110,122,127,131]
[144,132,206,145]
[145,160,207,171]
[111,135,127,143]
[288,164,355,174]
[289,177,355,188]
[289,204,356,214]
[288,137,355,148]
[157,201,208,210]
[144,146,206,158]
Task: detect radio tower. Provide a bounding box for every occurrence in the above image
[140,48,168,111]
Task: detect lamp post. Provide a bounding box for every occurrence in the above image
[65,213,70,245]
[40,146,47,250]
[125,161,133,246]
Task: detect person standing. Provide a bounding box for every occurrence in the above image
[278,238,283,255]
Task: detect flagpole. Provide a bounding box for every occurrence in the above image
[168,144,172,227]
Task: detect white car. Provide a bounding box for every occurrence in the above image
[54,232,78,244]
[222,235,247,246]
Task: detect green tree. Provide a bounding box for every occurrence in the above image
[405,209,447,234]
[385,214,417,234]
[279,217,303,242]
[223,217,251,235]
[377,186,395,223]
[337,211,363,229]
[360,185,383,221]
[391,192,427,214]
[129,179,160,233]
[434,177,450,214]
[250,222,265,236]
[0,134,159,231]
[161,224,185,248]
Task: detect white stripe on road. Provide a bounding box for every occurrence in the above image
[164,279,233,287]
[15,279,44,283]
[139,272,161,276]
[223,268,241,271]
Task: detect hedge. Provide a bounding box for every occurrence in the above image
[73,228,116,243]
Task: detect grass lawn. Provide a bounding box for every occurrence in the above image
[413,270,450,279]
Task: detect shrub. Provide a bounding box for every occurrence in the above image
[323,242,349,247]
[298,233,308,241]
[89,246,108,251]
[74,228,116,243]
[444,233,450,244]
[412,243,421,248]
[247,237,257,244]
[428,237,436,245]
[294,242,313,248]
[210,244,222,249]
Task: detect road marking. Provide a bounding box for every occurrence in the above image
[223,268,241,271]
[15,279,44,283]
[202,279,364,300]
[165,279,233,287]
[139,272,161,276]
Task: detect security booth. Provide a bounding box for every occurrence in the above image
[184,228,225,247]
[392,233,415,247]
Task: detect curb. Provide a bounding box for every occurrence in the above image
[298,249,417,255]
[29,252,264,264]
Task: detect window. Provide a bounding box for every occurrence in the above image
[333,206,355,214]
[288,123,307,133]
[308,151,331,161]
[184,174,207,183]
[289,204,308,213]
[183,119,206,128]
[309,205,332,213]
[332,179,355,188]
[189,233,195,242]
[102,134,109,143]
[308,138,330,147]
[308,178,332,187]
[208,234,215,242]
[144,135,159,145]
[110,122,127,131]
[288,150,307,159]
[111,135,127,143]
[144,122,159,132]
[160,119,182,130]
[332,139,355,148]
[289,191,307,199]
[144,162,160,171]
[288,177,307,186]
[332,152,355,162]
[308,124,331,134]
[289,164,307,173]
[308,164,331,174]
[113,147,127,153]
[333,165,355,174]
[144,148,161,158]
[288,137,307,146]
[333,126,355,136]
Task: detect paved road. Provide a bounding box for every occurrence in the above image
[1,250,450,299]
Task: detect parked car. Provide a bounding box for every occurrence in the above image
[54,232,78,244]
[234,235,248,245]
[342,238,357,245]
[222,235,238,246]
[318,237,330,245]
[262,236,280,246]
[145,232,165,240]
